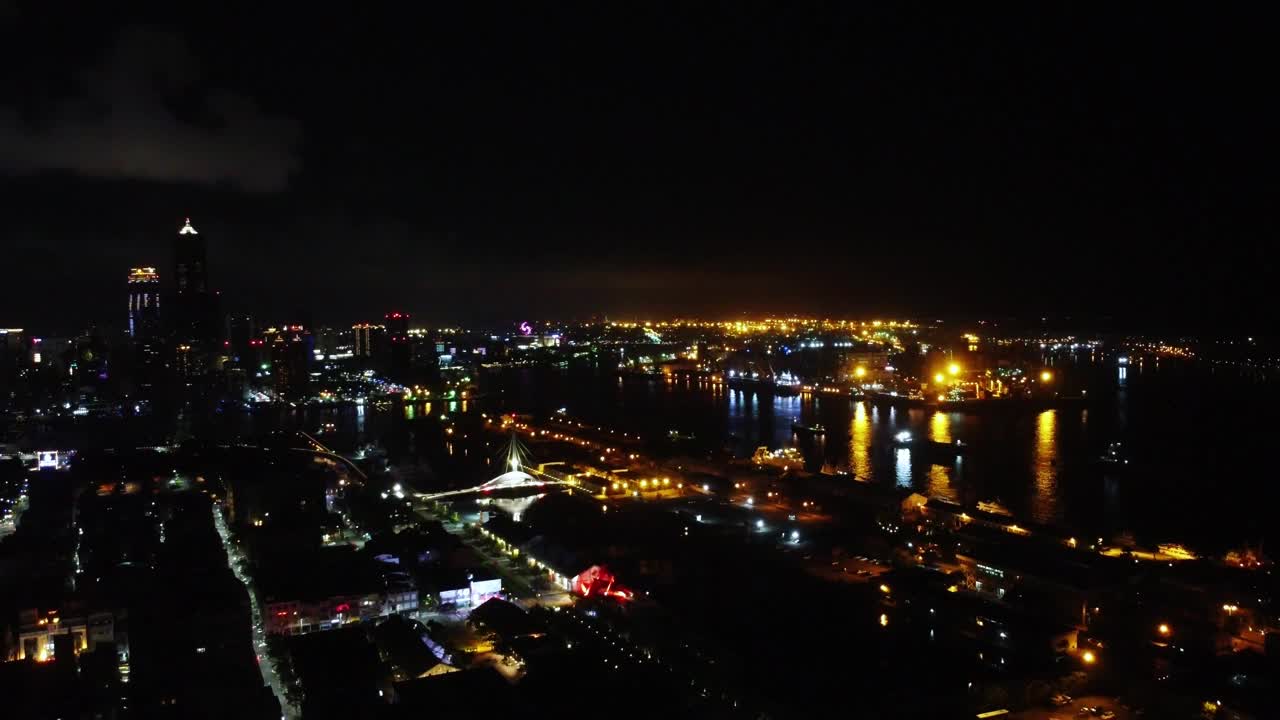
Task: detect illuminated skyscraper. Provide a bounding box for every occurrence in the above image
[127,267,161,338]
[172,218,221,346]
[128,267,164,396]
[174,218,206,296]
[352,323,386,362]
[266,325,313,398]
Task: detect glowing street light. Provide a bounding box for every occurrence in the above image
[1081,650,1096,664]
[854,366,867,379]
[1040,370,1053,382]
[934,373,946,384]
[947,362,961,376]
[1158,623,1171,636]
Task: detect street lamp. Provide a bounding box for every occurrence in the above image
[934,373,945,384]
[1081,650,1096,664]
[854,366,867,379]
[947,362,960,376]
[1040,370,1053,382]
[1158,623,1171,636]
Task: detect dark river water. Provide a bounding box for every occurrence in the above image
[218,353,1279,554]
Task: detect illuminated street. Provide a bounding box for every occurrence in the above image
[213,503,300,720]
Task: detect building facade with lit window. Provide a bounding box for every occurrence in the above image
[353,323,386,364]
[7,607,120,664]
[127,268,163,395]
[265,325,313,398]
[127,267,161,338]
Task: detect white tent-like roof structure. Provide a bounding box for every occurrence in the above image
[480,470,539,491]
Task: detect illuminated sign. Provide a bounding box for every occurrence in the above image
[519,321,533,336]
[37,451,58,469]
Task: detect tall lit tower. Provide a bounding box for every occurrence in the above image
[127,267,161,338]
[174,218,207,296]
[128,267,163,396]
[172,217,220,351]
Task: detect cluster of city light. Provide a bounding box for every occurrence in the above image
[608,476,681,495]
[600,317,916,336]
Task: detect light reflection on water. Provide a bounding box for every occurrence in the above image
[894,448,911,488]
[927,464,955,501]
[239,358,1280,548]
[849,402,872,479]
[1031,410,1059,523]
[928,411,952,444]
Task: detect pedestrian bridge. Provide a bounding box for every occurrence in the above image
[414,465,571,501]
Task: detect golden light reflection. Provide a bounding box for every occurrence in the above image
[929,411,951,444]
[927,464,954,502]
[1031,410,1059,523]
[850,402,871,478]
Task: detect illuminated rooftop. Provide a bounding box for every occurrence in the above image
[128,267,159,283]
[178,218,198,235]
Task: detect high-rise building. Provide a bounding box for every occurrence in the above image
[128,268,164,397]
[386,312,410,381]
[352,323,386,362]
[227,314,256,362]
[172,218,220,351]
[127,267,161,338]
[174,218,207,296]
[174,343,197,384]
[267,325,313,398]
[0,328,26,413]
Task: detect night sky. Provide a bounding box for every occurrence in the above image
[2,4,1275,331]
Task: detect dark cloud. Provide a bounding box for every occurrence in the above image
[0,25,299,193]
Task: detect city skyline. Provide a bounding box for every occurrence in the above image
[2,6,1276,330]
[3,6,1279,719]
